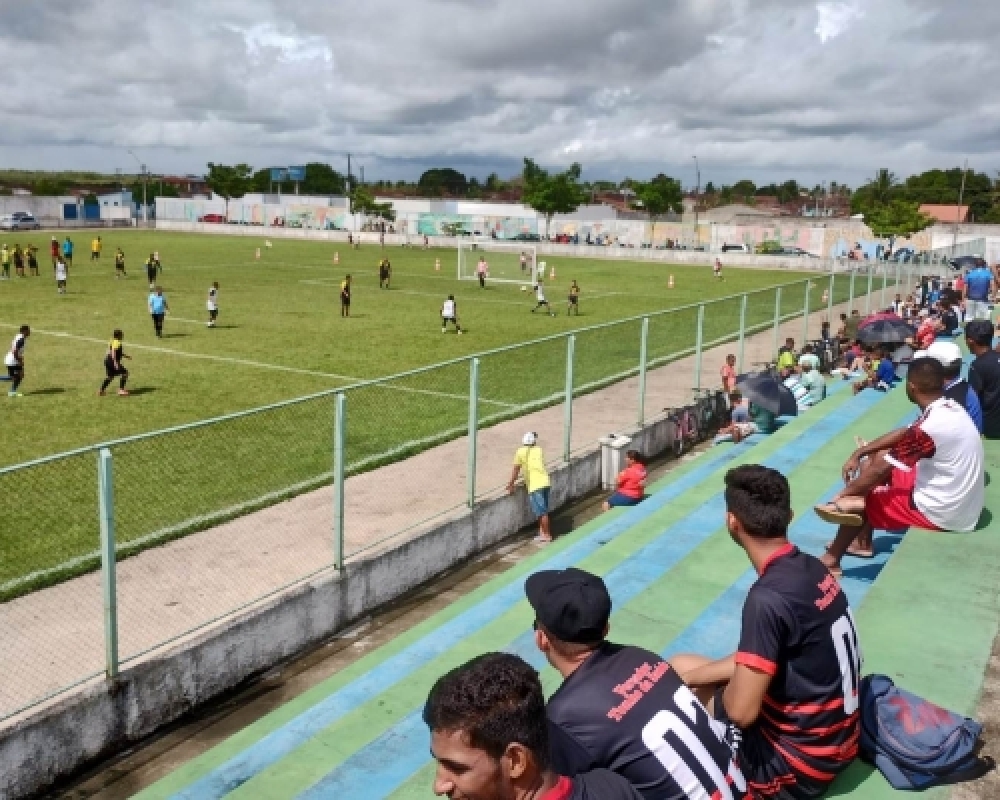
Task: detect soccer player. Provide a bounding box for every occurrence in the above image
[13,245,24,277]
[520,251,528,272]
[567,280,581,315]
[91,235,102,261]
[99,329,131,396]
[148,287,169,337]
[5,325,30,397]
[527,567,748,800]
[114,247,127,278]
[0,243,9,279]
[476,256,488,289]
[423,652,643,800]
[27,244,39,276]
[714,259,724,280]
[62,235,74,268]
[49,236,59,269]
[145,252,159,289]
[531,281,555,316]
[206,282,220,327]
[441,294,463,334]
[378,257,392,289]
[55,257,68,294]
[340,274,352,317]
[671,465,862,800]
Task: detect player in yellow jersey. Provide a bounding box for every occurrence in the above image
[567,280,581,315]
[340,274,352,317]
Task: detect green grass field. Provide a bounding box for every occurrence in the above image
[0,230,839,600]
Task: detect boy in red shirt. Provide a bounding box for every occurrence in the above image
[603,450,647,510]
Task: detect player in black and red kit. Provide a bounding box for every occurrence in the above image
[423,652,642,800]
[671,466,862,799]
[526,567,747,800]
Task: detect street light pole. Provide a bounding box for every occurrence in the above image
[952,158,968,250]
[692,155,700,249]
[127,149,148,226]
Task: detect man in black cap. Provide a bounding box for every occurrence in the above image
[526,567,747,800]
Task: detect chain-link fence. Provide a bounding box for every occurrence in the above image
[0,266,898,722]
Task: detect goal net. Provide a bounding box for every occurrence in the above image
[458,242,538,285]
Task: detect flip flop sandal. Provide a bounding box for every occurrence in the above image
[533,535,553,545]
[815,502,864,527]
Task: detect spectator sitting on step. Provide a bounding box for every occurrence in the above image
[967,320,1000,440]
[729,390,750,424]
[817,358,984,576]
[914,309,938,350]
[715,400,776,444]
[928,340,982,433]
[798,344,821,373]
[602,450,647,511]
[799,358,827,406]
[783,371,813,410]
[852,348,897,394]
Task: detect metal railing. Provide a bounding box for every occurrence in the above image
[0,264,906,722]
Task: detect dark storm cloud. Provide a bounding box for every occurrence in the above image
[0,0,997,185]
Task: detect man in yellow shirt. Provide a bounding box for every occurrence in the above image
[507,432,553,543]
[776,337,797,375]
[91,236,102,261]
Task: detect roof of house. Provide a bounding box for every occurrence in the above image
[919,204,969,223]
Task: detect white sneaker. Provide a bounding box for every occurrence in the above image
[441,327,446,333]
[458,330,463,335]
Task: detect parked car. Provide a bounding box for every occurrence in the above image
[721,243,749,253]
[778,247,819,258]
[199,213,227,224]
[512,232,541,241]
[0,212,40,230]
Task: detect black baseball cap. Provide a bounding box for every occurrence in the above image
[525,568,611,644]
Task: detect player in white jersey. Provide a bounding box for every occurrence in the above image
[206,282,219,327]
[441,294,463,334]
[55,259,68,294]
[5,325,29,397]
[531,281,555,316]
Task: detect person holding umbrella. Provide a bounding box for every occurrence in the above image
[714,372,792,443]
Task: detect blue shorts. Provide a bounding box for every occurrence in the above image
[528,488,550,517]
[607,492,642,508]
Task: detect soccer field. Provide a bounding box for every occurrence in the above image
[0,230,840,601]
[0,230,817,466]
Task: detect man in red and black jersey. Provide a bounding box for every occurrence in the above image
[527,567,747,800]
[671,466,862,799]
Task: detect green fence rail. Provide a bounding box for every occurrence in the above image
[0,262,911,722]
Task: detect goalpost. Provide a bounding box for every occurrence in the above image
[457,241,539,285]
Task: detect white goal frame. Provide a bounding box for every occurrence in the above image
[457,241,539,285]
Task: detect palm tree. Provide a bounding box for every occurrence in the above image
[869,169,898,206]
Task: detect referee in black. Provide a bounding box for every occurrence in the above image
[527,568,749,800]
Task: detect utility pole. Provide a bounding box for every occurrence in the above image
[347,154,353,191]
[127,149,148,225]
[692,155,700,249]
[952,158,968,249]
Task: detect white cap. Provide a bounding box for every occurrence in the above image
[522,432,537,446]
[926,340,963,365]
[918,309,930,318]
[913,350,928,360]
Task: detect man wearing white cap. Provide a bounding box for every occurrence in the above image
[507,432,553,543]
[928,340,983,433]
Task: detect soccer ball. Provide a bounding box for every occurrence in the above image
[520,285,527,291]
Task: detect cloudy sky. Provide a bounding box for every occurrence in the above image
[0,0,996,188]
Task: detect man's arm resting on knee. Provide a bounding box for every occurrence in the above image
[838,449,893,499]
[843,428,908,481]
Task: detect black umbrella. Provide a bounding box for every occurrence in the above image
[736,372,798,417]
[857,318,915,346]
[949,255,987,271]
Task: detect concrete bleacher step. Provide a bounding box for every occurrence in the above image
[136,380,1000,800]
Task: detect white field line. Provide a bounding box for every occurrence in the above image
[0,323,516,409]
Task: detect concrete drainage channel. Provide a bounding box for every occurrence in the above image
[0,405,722,800]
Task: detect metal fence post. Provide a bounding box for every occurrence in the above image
[802,281,811,344]
[563,335,575,463]
[467,358,479,508]
[866,267,873,315]
[880,263,888,309]
[694,304,705,390]
[333,392,346,570]
[737,294,748,373]
[97,447,119,680]
[772,287,782,356]
[637,318,649,427]
[826,273,835,322]
[848,270,855,312]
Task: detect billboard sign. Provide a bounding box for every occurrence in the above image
[270,168,289,182]
[287,165,306,182]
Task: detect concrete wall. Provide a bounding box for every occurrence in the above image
[0,415,682,799]
[153,219,856,272]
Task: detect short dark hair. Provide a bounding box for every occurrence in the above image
[966,320,994,347]
[908,357,945,393]
[724,465,791,538]
[626,449,647,465]
[19,325,29,335]
[423,653,549,769]
[113,329,124,338]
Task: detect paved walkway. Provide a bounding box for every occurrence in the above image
[0,298,859,722]
[128,362,1000,798]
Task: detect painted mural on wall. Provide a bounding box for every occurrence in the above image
[412,213,538,238]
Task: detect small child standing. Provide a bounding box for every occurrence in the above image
[206,282,220,327]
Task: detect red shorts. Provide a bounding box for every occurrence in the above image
[865,468,941,532]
